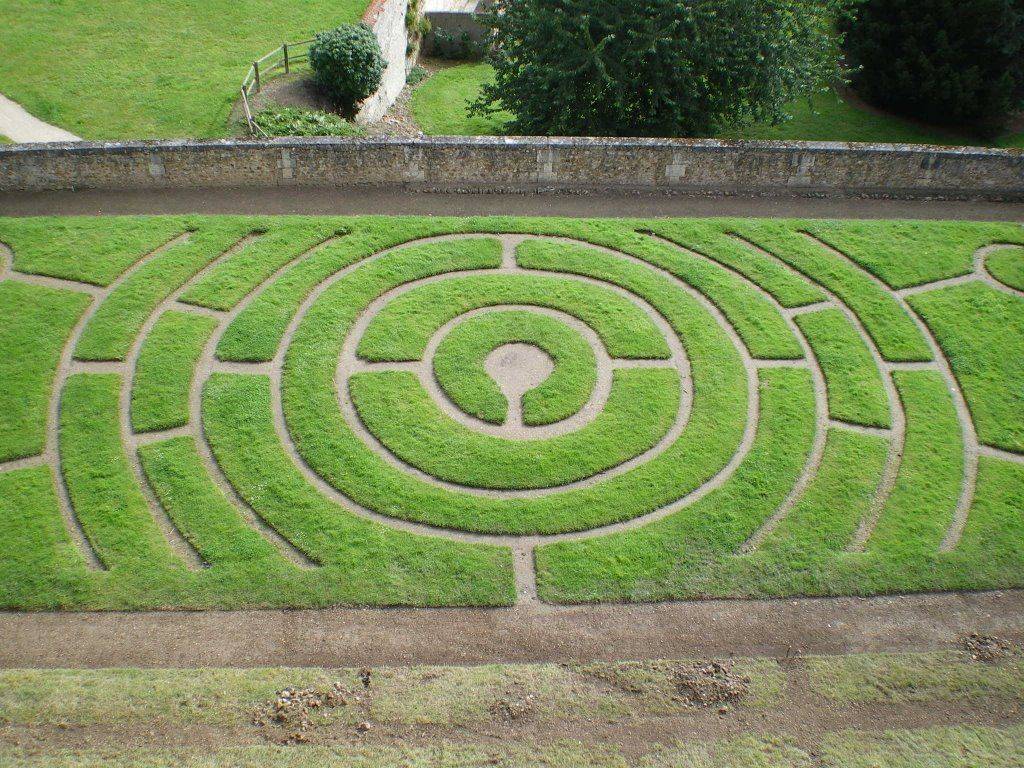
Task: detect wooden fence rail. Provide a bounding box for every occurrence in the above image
[240,38,316,137]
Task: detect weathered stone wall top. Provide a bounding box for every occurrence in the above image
[1,136,1021,200]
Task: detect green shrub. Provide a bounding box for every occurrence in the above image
[252,106,364,137]
[470,0,846,137]
[309,23,385,112]
[430,29,485,61]
[406,65,429,87]
[844,0,1024,133]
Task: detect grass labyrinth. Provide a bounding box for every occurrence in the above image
[0,215,1023,610]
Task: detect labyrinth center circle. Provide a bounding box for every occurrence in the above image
[281,235,751,534]
[431,309,599,429]
[485,343,556,406]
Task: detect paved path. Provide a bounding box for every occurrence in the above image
[1,590,1022,668]
[0,92,79,143]
[0,187,1022,220]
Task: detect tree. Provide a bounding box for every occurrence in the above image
[469,0,847,137]
[309,23,385,114]
[843,0,1024,133]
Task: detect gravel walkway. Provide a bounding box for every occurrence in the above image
[0,92,80,143]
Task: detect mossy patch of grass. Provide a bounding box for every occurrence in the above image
[807,651,1024,704]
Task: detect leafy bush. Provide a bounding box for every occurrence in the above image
[470,0,846,137]
[406,65,429,87]
[844,0,1024,132]
[429,29,485,60]
[252,106,364,137]
[309,23,385,112]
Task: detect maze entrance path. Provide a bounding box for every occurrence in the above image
[0,214,1023,610]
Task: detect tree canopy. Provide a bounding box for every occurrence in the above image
[843,0,1024,134]
[470,0,847,137]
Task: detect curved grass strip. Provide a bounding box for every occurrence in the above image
[0,282,90,461]
[138,436,295,568]
[985,246,1024,292]
[202,373,516,605]
[75,221,254,361]
[180,219,348,311]
[535,368,816,603]
[357,273,671,361]
[216,223,484,362]
[735,222,932,362]
[0,216,189,286]
[805,220,1024,289]
[60,374,184,572]
[866,371,962,556]
[908,282,1024,453]
[0,466,92,609]
[639,223,826,307]
[957,457,1024,570]
[131,311,217,433]
[757,428,890,557]
[795,308,891,428]
[517,239,803,360]
[432,309,598,426]
[285,235,746,534]
[351,368,679,490]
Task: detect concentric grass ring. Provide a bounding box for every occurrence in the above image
[279,235,751,535]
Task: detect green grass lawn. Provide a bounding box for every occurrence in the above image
[410,63,1024,147]
[0,214,1023,609]
[0,0,368,139]
[1,652,1023,766]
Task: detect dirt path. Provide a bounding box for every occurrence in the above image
[0,93,80,143]
[1,187,1022,220]
[2,589,1022,668]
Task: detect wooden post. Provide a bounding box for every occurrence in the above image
[283,43,289,74]
[253,61,260,92]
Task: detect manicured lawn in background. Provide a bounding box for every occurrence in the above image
[410,62,1024,147]
[0,0,368,139]
[410,63,511,136]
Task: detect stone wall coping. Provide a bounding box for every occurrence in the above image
[2,135,1021,159]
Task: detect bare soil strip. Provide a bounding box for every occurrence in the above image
[2,589,1022,668]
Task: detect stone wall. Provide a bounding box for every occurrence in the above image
[1,137,1022,200]
[354,0,410,124]
[422,11,488,56]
